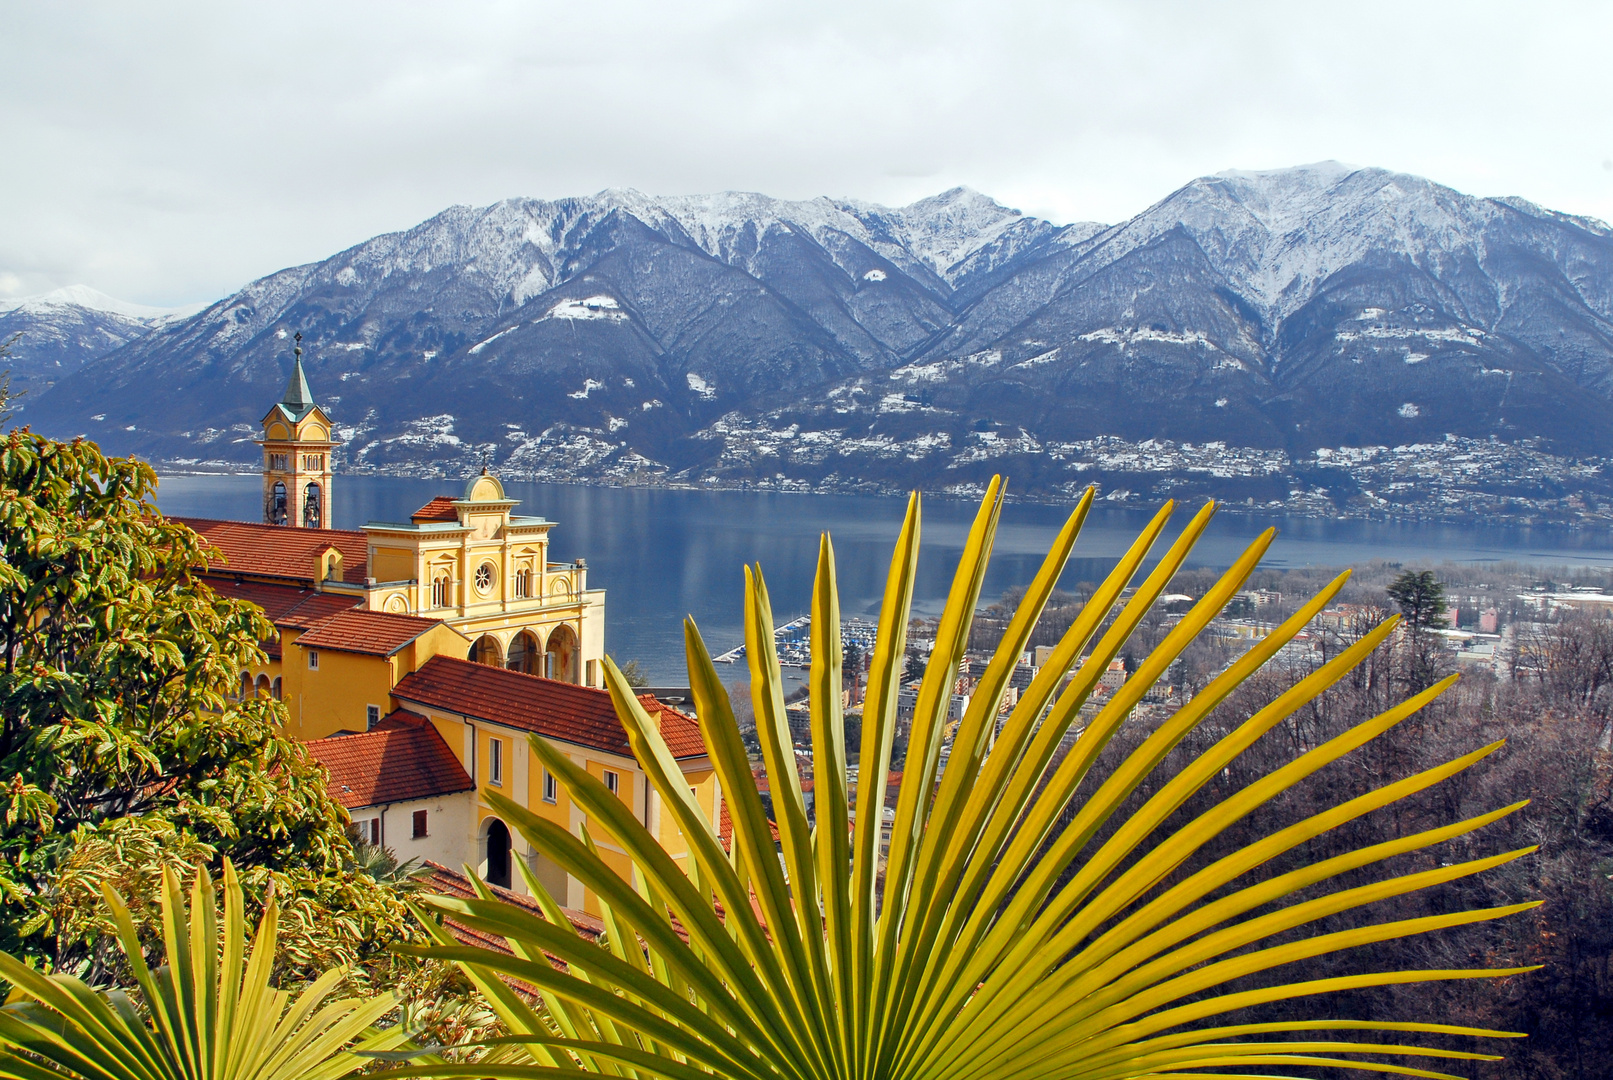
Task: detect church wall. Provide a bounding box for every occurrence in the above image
[282,632,397,740]
[369,546,416,583]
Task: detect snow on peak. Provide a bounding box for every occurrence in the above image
[1097,162,1515,321]
[0,285,201,319]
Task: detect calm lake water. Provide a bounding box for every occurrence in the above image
[155,474,1613,684]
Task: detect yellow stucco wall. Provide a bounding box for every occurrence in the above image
[282,631,397,741]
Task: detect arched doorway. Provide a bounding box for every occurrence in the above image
[506,630,540,674]
[468,634,503,666]
[484,818,512,888]
[545,624,578,683]
[303,482,322,528]
[254,674,270,697]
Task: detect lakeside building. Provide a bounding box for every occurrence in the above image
[191,351,725,916]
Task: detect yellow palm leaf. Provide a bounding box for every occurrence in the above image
[0,862,411,1080]
[413,481,1536,1080]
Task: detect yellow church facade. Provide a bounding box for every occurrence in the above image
[182,346,735,918]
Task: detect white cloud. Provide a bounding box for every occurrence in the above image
[2,1,1610,305]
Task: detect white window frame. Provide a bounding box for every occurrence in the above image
[366,704,381,730]
[543,770,557,804]
[307,649,319,670]
[489,738,503,786]
[604,769,619,796]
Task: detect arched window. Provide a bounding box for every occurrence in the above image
[254,674,270,697]
[302,482,322,528]
[514,567,531,598]
[271,676,282,701]
[239,672,252,700]
[269,482,288,526]
[431,574,451,608]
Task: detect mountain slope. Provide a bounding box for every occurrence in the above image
[24,166,1613,495]
[0,286,198,399]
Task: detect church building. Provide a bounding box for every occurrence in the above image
[180,344,729,917]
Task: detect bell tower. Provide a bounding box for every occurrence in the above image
[260,332,337,528]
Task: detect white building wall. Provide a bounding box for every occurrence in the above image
[351,790,478,869]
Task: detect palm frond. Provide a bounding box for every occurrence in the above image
[408,481,1536,1080]
[0,861,411,1080]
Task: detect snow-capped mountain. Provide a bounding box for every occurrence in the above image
[24,165,1613,507]
[0,286,201,400]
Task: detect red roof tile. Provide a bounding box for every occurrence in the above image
[202,579,365,658]
[307,714,473,808]
[410,496,461,523]
[718,799,781,850]
[419,861,603,976]
[392,656,708,759]
[179,518,369,585]
[294,609,451,656]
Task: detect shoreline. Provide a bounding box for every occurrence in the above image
[149,462,1613,535]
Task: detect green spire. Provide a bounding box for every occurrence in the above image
[281,331,317,419]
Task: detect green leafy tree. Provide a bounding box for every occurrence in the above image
[1387,569,1448,628]
[615,659,651,688]
[1387,569,1450,691]
[0,430,407,980]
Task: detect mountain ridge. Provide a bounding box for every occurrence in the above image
[17,163,1613,522]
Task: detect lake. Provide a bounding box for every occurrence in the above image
[154,474,1613,684]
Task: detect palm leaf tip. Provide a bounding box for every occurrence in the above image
[412,478,1536,1080]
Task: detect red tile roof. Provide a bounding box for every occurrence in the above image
[179,518,370,585]
[410,496,461,523]
[293,608,451,656]
[391,656,708,759]
[203,579,365,658]
[718,799,781,850]
[306,713,473,808]
[419,861,603,975]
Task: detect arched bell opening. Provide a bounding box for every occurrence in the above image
[302,482,322,528]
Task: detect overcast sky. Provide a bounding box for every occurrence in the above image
[5,0,1612,307]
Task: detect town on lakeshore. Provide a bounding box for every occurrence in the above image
[217,345,1613,923]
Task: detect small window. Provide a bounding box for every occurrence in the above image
[359,818,379,846]
[271,677,282,701]
[604,770,619,796]
[489,738,503,786]
[366,705,381,730]
[412,809,429,839]
[543,770,557,804]
[475,561,495,595]
[307,649,319,670]
[432,576,450,608]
